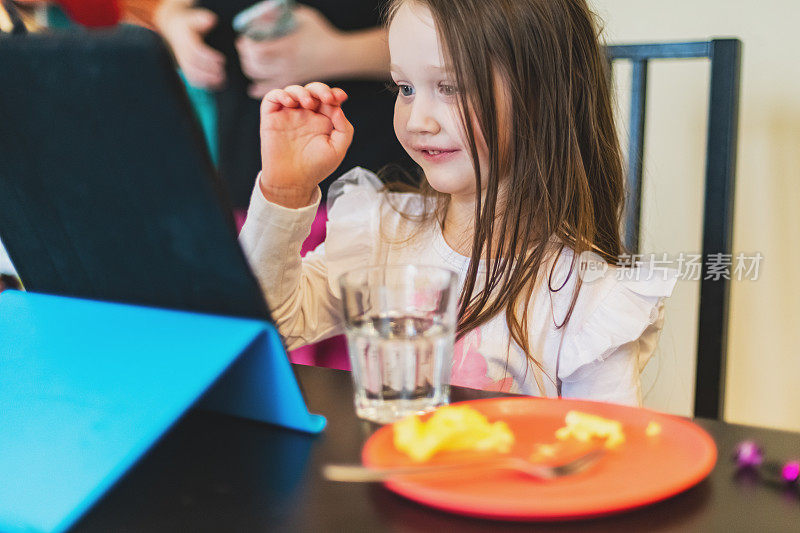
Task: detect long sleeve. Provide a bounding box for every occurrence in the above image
[238,182,343,351]
[238,167,385,351]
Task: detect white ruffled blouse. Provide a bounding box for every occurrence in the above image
[239,167,678,406]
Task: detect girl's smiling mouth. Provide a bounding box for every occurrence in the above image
[416,146,461,162]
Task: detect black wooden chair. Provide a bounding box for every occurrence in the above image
[606,39,742,419]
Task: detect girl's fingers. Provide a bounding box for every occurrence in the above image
[327,106,354,153]
[261,87,285,112]
[332,87,348,104]
[305,83,348,105]
[264,88,283,102]
[262,84,348,113]
[262,89,287,112]
[261,96,282,113]
[265,88,299,109]
[317,103,353,135]
[284,85,318,110]
[304,82,336,105]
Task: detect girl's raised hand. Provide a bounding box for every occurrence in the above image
[259,82,353,208]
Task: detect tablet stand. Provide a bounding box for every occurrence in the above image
[0,291,325,533]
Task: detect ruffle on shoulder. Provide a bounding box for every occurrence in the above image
[324,167,384,297]
[556,258,678,380]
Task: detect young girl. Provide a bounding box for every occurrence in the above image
[239,0,677,405]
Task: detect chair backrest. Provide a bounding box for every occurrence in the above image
[606,39,742,419]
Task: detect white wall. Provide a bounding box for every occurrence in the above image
[590,0,800,431]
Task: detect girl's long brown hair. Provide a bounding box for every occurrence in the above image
[384,0,625,390]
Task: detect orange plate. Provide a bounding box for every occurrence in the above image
[361,397,717,521]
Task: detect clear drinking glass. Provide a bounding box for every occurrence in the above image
[339,265,458,424]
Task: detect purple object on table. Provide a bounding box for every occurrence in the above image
[781,461,800,483]
[734,440,764,468]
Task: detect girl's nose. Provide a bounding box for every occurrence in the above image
[406,99,441,135]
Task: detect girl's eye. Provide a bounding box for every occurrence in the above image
[438,83,458,97]
[398,83,415,97]
[386,82,414,97]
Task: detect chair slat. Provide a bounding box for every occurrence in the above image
[624,59,648,253]
[694,39,742,419]
[607,41,710,60]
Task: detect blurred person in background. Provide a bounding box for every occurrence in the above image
[155,0,416,369]
[0,0,158,29]
[0,1,43,33]
[154,0,415,209]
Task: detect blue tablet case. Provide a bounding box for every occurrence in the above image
[0,290,326,533]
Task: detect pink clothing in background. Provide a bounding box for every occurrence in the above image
[234,207,350,371]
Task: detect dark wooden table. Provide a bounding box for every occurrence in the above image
[75,365,800,532]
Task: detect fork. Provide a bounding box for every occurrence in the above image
[323,448,605,482]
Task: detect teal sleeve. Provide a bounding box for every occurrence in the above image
[179,71,219,165]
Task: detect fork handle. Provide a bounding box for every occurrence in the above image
[323,459,508,482]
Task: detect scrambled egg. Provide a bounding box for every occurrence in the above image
[645,421,662,437]
[393,405,515,462]
[529,442,561,462]
[554,410,626,449]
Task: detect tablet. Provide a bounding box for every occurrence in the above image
[0,27,327,533]
[0,25,269,320]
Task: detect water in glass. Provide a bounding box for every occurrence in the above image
[346,313,453,424]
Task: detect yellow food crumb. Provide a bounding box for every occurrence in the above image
[645,421,662,437]
[393,405,515,462]
[529,443,562,462]
[534,443,559,457]
[554,410,626,450]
